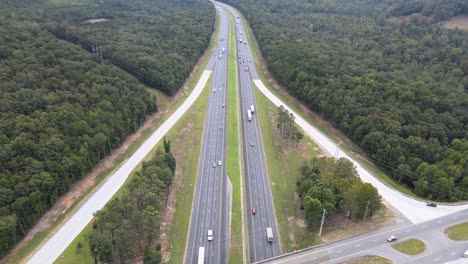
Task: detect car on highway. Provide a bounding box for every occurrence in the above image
[464,249,468,258]
[218,160,222,166]
[251,208,256,215]
[213,162,216,168]
[213,88,215,93]
[207,230,213,241]
[250,142,254,147]
[426,202,437,207]
[387,235,397,242]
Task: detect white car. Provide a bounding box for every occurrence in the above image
[213,89,215,93]
[213,162,216,168]
[208,230,213,241]
[464,249,468,258]
[387,235,397,242]
[218,160,222,166]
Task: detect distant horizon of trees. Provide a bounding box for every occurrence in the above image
[220,0,468,201]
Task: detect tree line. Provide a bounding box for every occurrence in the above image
[0,19,157,257]
[86,145,175,263]
[220,0,468,201]
[297,157,382,231]
[6,0,215,95]
[276,105,303,143]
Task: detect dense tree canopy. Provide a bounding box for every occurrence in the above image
[0,19,158,257]
[87,149,175,263]
[221,0,468,201]
[7,0,215,95]
[297,157,382,230]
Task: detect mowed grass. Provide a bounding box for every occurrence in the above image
[225,7,244,264]
[56,77,212,264]
[391,239,426,255]
[342,255,393,264]
[235,5,416,198]
[8,7,221,264]
[253,85,321,252]
[446,221,468,241]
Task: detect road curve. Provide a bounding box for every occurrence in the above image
[254,79,468,224]
[27,50,214,264]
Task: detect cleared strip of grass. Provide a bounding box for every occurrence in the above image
[391,239,425,255]
[56,77,212,263]
[253,85,321,253]
[224,6,243,264]
[235,6,416,198]
[342,255,393,264]
[8,7,221,264]
[446,221,468,241]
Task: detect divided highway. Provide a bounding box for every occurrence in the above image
[184,5,230,264]
[223,4,281,263]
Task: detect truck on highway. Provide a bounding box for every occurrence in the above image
[198,247,205,264]
[266,227,273,242]
[247,109,252,121]
[250,104,255,113]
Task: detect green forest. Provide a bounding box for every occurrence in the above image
[220,0,468,201]
[5,0,215,95]
[86,146,175,263]
[0,0,214,257]
[297,157,382,230]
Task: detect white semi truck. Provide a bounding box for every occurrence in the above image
[198,247,205,264]
[247,109,252,121]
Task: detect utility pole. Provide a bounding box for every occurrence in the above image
[319,209,326,237]
[344,210,350,229]
[363,200,371,224]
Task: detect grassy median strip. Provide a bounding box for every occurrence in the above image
[253,85,321,252]
[392,239,426,255]
[446,221,468,241]
[56,77,212,263]
[342,255,393,264]
[236,7,415,198]
[224,7,243,264]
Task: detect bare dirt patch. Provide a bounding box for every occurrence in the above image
[442,16,468,30]
[84,18,110,24]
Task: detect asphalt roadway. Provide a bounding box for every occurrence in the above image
[221,4,282,263]
[183,5,230,264]
[257,209,468,264]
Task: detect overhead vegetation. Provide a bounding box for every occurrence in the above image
[0,19,157,257]
[86,147,175,263]
[297,157,382,230]
[390,0,468,22]
[220,0,468,201]
[7,0,215,95]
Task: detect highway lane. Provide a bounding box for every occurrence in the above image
[184,5,230,264]
[257,210,468,264]
[222,4,281,262]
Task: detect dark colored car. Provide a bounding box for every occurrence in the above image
[426,202,437,207]
[251,208,256,215]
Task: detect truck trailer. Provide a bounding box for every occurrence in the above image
[198,247,205,264]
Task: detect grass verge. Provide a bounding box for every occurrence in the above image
[224,7,243,264]
[445,221,468,241]
[7,6,221,264]
[234,6,417,198]
[56,77,212,263]
[391,239,426,255]
[253,85,321,252]
[342,255,392,264]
